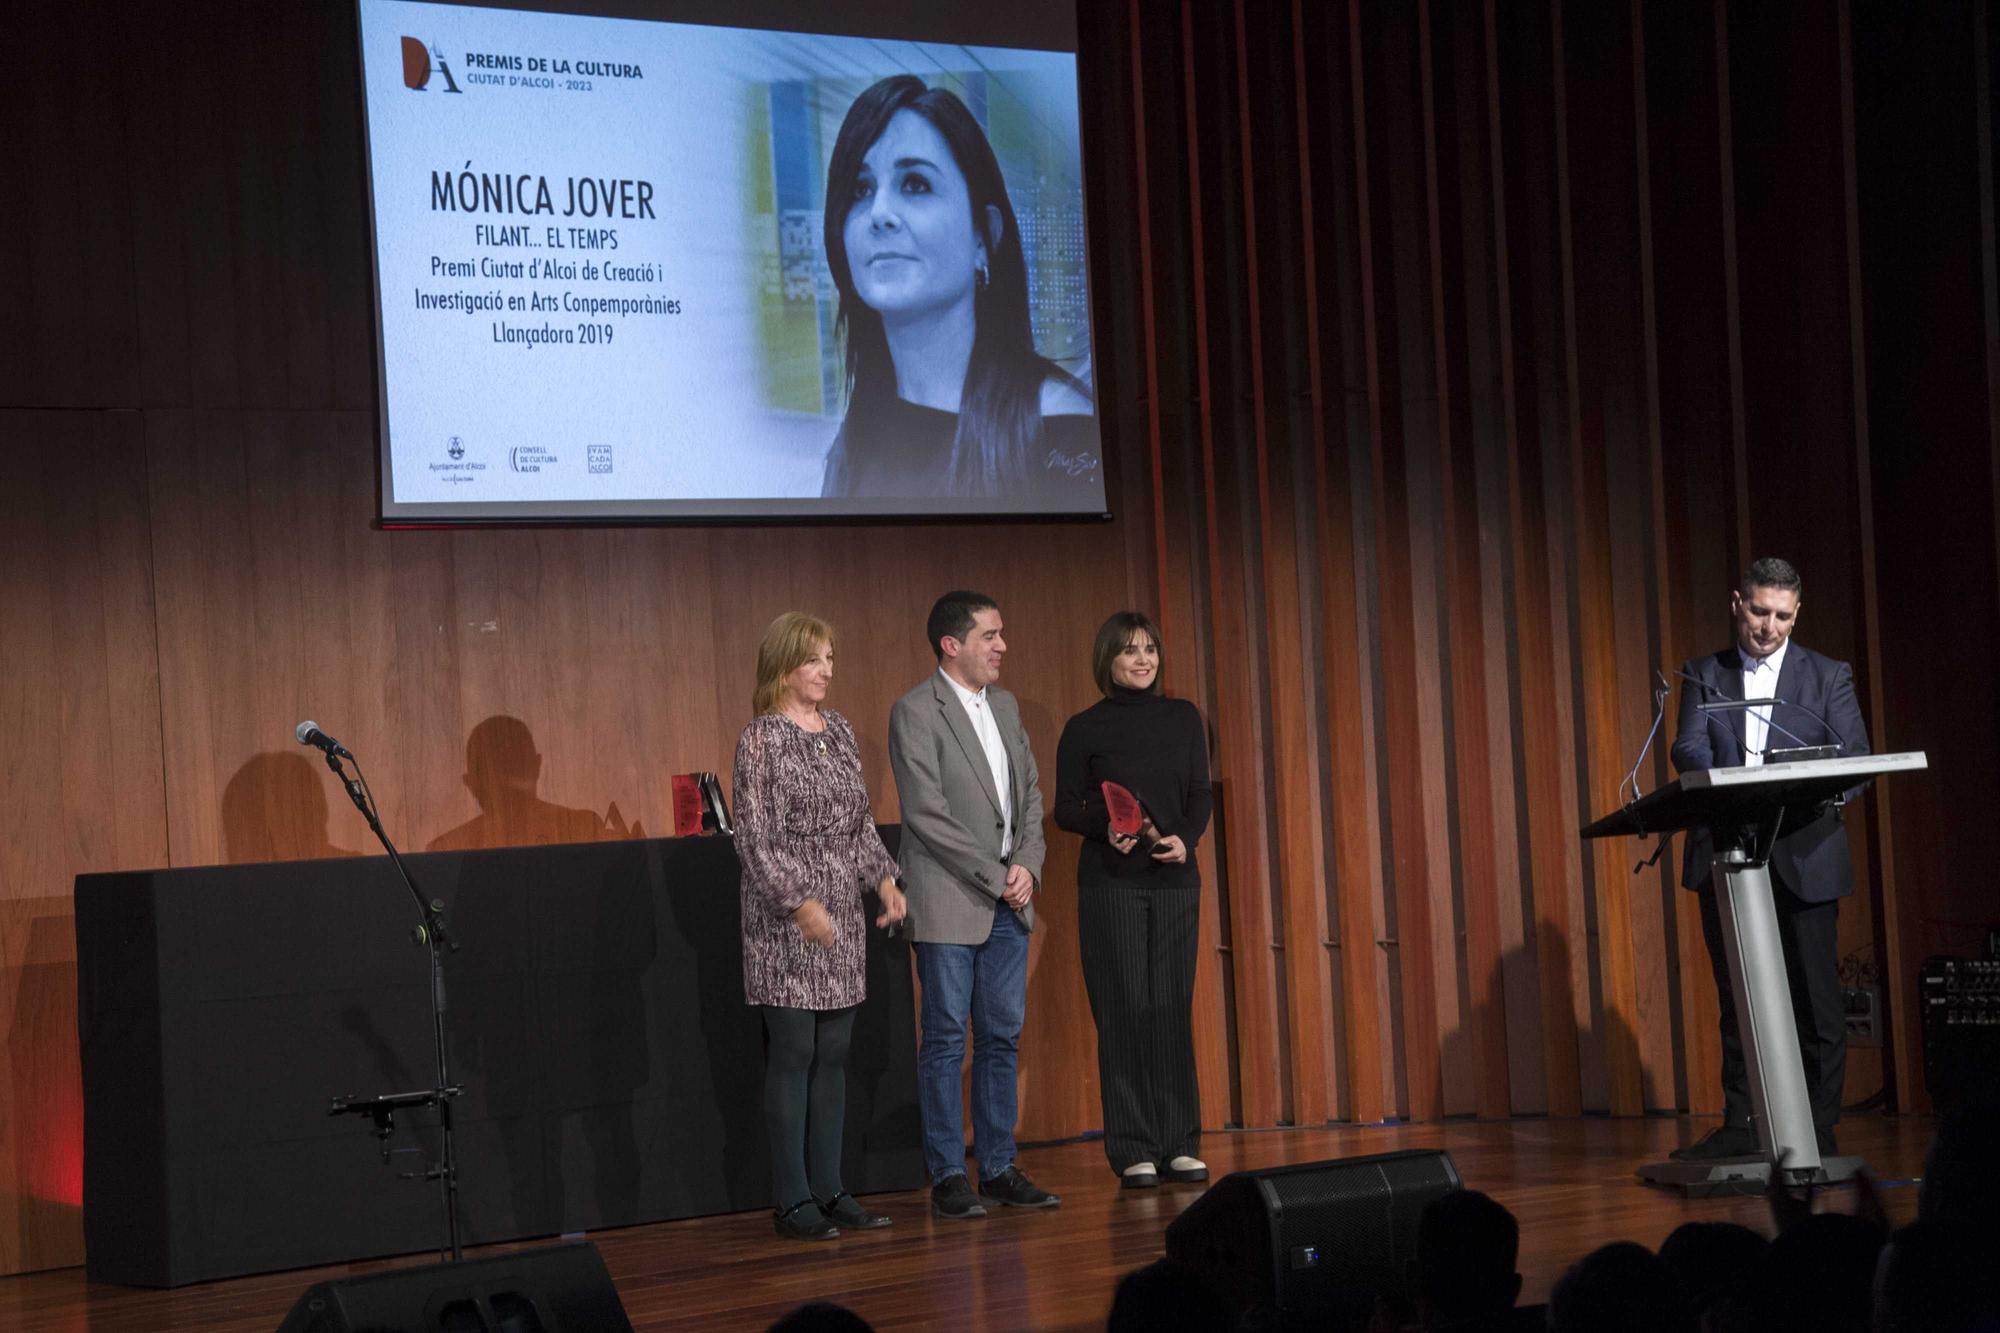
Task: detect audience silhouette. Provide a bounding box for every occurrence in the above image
[1094,1105,2000,1333]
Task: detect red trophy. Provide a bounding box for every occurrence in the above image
[670,774,705,837]
[1101,780,1160,853]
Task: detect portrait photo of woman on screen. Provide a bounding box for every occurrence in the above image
[819,74,1100,507]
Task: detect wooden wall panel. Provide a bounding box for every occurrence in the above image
[0,4,141,409]
[1852,0,2000,1111]
[7,0,1999,1276]
[1727,0,1887,1110]
[1561,0,1657,1118]
[1355,0,1462,1123]
[1108,0,1240,1132]
[1237,0,1339,1128]
[1299,0,1396,1126]
[1459,1,1547,1119]
[1492,0,1590,1117]
[1641,0,1738,1118]
[0,411,166,1274]
[142,408,1130,1146]
[1425,0,1520,1122]
[1179,0,1288,1129]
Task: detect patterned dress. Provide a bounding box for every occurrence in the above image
[733,709,900,1010]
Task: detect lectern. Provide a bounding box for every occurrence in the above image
[1582,751,1927,1194]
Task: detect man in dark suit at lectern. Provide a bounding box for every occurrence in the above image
[1668,556,1870,1162]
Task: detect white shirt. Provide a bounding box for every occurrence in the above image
[1740,636,1791,766]
[940,669,1013,858]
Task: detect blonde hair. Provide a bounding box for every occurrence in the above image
[753,612,835,716]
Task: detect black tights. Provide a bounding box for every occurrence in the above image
[762,1005,855,1210]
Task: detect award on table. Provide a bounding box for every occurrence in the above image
[670,772,733,836]
[1101,781,1160,853]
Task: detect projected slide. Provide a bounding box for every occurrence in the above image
[356,0,1104,521]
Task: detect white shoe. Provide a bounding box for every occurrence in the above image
[1164,1156,1208,1182]
[1121,1161,1159,1189]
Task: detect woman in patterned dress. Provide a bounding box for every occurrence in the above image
[734,611,907,1240]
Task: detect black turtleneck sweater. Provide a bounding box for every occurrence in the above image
[1053,687,1212,888]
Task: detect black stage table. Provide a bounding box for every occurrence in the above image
[75,831,921,1287]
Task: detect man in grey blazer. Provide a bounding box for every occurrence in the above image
[888,590,1060,1219]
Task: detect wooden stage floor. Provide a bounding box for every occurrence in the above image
[2,1115,1935,1331]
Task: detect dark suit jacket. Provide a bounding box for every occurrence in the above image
[1668,642,1869,902]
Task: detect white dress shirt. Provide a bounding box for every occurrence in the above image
[1740,636,1790,766]
[940,669,1013,858]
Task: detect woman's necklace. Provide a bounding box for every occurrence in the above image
[786,707,829,754]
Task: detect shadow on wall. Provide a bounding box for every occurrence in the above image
[220,751,358,863]
[1430,932,1647,1119]
[5,902,85,1270]
[426,715,639,852]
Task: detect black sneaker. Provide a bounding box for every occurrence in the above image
[978,1164,1061,1209]
[820,1191,892,1230]
[1668,1125,1758,1162]
[773,1198,839,1241]
[930,1173,988,1220]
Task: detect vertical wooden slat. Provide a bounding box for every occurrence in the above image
[1619,0,1683,1114]
[1123,0,1235,1137]
[1489,0,1586,1118]
[1989,0,2000,625]
[1475,0,1550,1116]
[1715,0,1752,563]
[1563,0,1656,1117]
[1128,0,1174,625]
[1184,0,1285,1129]
[1418,0,1513,1121]
[1985,0,2000,627]
[1545,0,1612,1111]
[1632,0,1689,1115]
[1351,0,1454,1122]
[1295,0,1396,1126]
[1834,0,1909,1114]
[1238,0,1337,1127]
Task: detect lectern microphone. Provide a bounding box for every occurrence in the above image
[1671,666,1853,761]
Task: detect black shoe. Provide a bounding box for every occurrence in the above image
[1120,1164,1160,1190]
[979,1164,1061,1209]
[774,1199,839,1241]
[820,1191,892,1230]
[930,1173,988,1220]
[1816,1125,1839,1157]
[1669,1125,1759,1162]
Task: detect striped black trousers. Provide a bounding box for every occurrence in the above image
[1077,877,1201,1173]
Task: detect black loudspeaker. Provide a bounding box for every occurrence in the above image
[1165,1149,1460,1319]
[1920,956,2000,1111]
[276,1242,633,1332]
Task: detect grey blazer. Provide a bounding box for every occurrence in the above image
[887,671,1047,945]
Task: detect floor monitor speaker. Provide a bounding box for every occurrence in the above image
[1165,1148,1460,1320]
[276,1241,633,1332]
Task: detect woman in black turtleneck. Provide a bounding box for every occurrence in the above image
[1054,611,1213,1189]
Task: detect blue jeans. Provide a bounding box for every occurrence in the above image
[914,905,1029,1184]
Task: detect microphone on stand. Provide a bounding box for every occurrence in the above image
[1618,671,1672,809]
[1666,665,1719,699]
[295,720,354,759]
[1668,665,1851,757]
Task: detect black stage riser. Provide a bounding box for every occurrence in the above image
[76,832,922,1287]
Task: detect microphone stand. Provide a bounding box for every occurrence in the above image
[322,747,465,1263]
